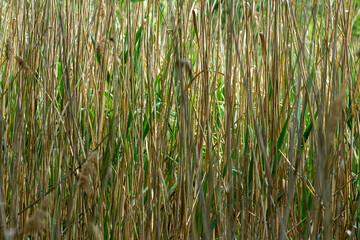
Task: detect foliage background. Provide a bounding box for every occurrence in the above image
[0,0,359,239]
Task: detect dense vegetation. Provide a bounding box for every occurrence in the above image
[0,0,359,239]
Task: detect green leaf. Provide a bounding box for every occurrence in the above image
[277,114,290,150]
[168,181,177,198]
[58,62,63,98]
[301,111,318,150]
[126,110,133,139]
[353,15,360,36]
[142,117,149,139]
[272,113,290,177]
[135,25,143,43]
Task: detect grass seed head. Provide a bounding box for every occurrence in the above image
[5,36,14,60]
[100,0,106,20]
[91,223,103,240]
[78,158,96,195]
[15,55,30,71]
[96,37,106,56]
[24,202,49,236]
[325,87,347,148]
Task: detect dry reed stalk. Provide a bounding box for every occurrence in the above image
[0,0,358,239]
[322,86,347,238]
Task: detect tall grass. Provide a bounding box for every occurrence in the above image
[0,0,359,239]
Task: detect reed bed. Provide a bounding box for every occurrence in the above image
[0,0,359,239]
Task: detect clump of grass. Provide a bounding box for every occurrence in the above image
[0,0,359,239]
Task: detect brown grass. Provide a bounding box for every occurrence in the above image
[0,0,359,239]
